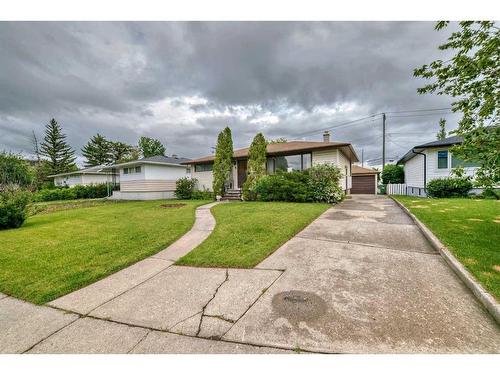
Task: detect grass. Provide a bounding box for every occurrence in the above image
[176,201,330,268]
[394,196,500,300]
[0,199,208,304]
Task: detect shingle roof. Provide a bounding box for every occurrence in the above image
[352,165,379,175]
[397,135,463,165]
[184,140,359,164]
[139,155,192,164]
[47,165,109,178]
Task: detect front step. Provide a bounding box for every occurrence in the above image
[221,189,242,201]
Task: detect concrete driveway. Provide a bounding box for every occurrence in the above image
[2,195,498,353]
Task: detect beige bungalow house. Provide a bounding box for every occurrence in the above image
[183,131,359,198]
[102,155,191,200]
[49,165,118,187]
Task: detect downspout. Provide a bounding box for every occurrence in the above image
[411,149,426,194]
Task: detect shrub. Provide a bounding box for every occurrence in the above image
[381,164,404,184]
[255,171,312,202]
[0,189,31,229]
[308,164,344,204]
[33,183,109,202]
[191,189,213,200]
[175,177,197,199]
[0,152,34,188]
[426,177,473,198]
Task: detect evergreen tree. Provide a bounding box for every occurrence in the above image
[436,118,447,140]
[109,141,136,163]
[81,133,112,166]
[40,118,76,175]
[138,136,166,157]
[212,127,234,196]
[242,133,267,200]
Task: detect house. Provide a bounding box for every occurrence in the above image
[48,165,119,187]
[101,155,191,200]
[183,131,359,197]
[396,135,480,196]
[351,165,379,194]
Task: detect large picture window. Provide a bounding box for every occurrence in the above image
[437,151,448,169]
[267,153,312,174]
[194,163,213,172]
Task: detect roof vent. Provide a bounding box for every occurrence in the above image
[323,131,331,143]
[171,154,178,158]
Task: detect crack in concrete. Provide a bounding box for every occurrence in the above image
[196,269,229,337]
[203,314,236,324]
[127,329,151,354]
[21,316,81,354]
[168,310,203,331]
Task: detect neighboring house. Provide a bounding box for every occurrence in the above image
[102,155,191,200]
[183,131,359,197]
[351,165,379,194]
[397,135,480,196]
[49,165,119,187]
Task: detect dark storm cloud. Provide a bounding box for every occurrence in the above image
[0,21,457,165]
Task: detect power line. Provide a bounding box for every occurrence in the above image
[294,113,381,137]
[387,112,453,119]
[384,107,452,114]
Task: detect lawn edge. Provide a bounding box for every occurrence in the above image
[390,196,500,324]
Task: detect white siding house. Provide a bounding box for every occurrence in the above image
[103,155,191,200]
[397,135,480,196]
[184,131,358,197]
[49,165,118,187]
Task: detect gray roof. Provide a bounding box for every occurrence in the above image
[397,135,463,165]
[48,165,109,178]
[138,155,191,164]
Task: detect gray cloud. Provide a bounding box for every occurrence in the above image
[0,21,459,166]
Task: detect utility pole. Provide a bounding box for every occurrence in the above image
[361,149,364,167]
[382,113,386,169]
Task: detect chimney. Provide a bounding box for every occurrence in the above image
[323,131,331,143]
[171,154,178,159]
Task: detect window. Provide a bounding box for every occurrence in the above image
[451,155,479,168]
[195,164,213,172]
[123,168,129,174]
[267,153,312,174]
[437,151,448,169]
[135,166,141,173]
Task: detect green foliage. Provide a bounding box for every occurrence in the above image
[212,127,234,196]
[307,163,344,203]
[414,21,500,188]
[82,134,112,166]
[254,164,344,204]
[175,177,197,199]
[33,184,109,202]
[0,189,31,229]
[138,136,166,158]
[268,137,288,144]
[191,189,213,200]
[0,152,34,188]
[381,164,404,184]
[110,142,138,163]
[436,118,447,140]
[243,133,267,200]
[40,119,76,175]
[426,177,473,198]
[255,171,312,202]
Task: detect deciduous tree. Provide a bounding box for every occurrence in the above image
[138,136,166,158]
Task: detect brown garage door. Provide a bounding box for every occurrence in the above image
[351,175,375,194]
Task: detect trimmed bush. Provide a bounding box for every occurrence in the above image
[175,177,197,199]
[0,189,31,229]
[426,177,473,198]
[255,171,312,202]
[33,183,110,202]
[191,189,213,200]
[308,164,344,203]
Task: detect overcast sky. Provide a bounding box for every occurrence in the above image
[0,21,460,166]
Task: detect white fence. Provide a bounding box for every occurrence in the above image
[386,183,427,197]
[386,183,406,195]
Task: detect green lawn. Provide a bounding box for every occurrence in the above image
[176,201,330,268]
[394,196,500,300]
[0,199,208,304]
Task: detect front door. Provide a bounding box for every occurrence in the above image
[237,160,247,188]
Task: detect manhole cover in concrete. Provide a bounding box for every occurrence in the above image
[272,290,327,321]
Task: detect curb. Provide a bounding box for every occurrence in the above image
[390,196,500,325]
